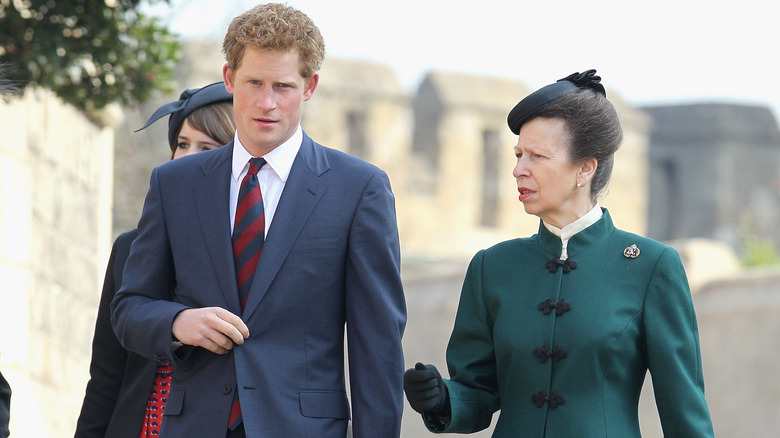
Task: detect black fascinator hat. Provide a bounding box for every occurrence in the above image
[507,69,606,135]
[136,82,233,150]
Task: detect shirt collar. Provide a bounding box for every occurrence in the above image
[231,125,302,182]
[543,203,603,240]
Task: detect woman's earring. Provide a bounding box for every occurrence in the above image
[577,181,582,187]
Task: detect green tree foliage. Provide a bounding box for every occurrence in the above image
[738,213,780,267]
[0,0,180,114]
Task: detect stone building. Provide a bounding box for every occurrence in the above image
[643,103,780,251]
[306,65,651,262]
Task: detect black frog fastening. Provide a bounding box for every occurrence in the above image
[545,257,578,273]
[538,298,571,316]
[531,391,566,408]
[533,344,568,363]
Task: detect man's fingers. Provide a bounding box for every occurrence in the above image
[172,307,249,351]
[200,336,231,355]
[212,308,250,344]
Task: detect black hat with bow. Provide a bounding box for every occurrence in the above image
[136,81,233,150]
[507,69,606,135]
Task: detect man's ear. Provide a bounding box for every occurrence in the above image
[223,63,235,93]
[303,72,319,101]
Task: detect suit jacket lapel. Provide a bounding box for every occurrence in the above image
[242,134,330,320]
[192,142,241,313]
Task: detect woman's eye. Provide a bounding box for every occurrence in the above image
[177,142,189,149]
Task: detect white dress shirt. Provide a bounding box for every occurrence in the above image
[229,126,303,234]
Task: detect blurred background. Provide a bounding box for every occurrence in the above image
[1,0,779,436]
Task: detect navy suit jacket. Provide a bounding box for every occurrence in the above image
[112,133,406,437]
[0,370,9,438]
[75,229,158,438]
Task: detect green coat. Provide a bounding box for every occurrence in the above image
[425,210,713,437]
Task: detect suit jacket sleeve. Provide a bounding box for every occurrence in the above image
[644,247,714,437]
[343,170,407,438]
[112,167,189,362]
[74,231,136,438]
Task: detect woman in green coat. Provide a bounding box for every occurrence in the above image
[403,70,714,437]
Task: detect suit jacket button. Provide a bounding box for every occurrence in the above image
[222,384,232,394]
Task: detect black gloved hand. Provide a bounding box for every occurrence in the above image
[403,362,450,416]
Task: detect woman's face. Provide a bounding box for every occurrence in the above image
[512,117,594,228]
[172,119,224,159]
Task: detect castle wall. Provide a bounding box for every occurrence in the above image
[0,87,115,436]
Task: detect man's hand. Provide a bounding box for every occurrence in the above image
[172,307,250,354]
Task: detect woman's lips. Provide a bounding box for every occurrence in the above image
[517,187,534,202]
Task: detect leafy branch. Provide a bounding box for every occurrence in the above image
[0,0,181,116]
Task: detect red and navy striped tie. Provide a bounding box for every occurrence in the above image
[232,157,266,313]
[229,156,265,430]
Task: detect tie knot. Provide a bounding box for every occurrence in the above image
[247,157,266,176]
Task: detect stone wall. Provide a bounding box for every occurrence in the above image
[637,267,780,437]
[0,88,115,436]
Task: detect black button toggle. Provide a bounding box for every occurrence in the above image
[531,390,565,408]
[545,257,577,273]
[533,344,568,363]
[538,298,571,315]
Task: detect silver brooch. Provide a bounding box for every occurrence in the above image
[623,244,640,259]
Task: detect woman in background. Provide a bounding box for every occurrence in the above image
[403,70,714,437]
[74,82,235,438]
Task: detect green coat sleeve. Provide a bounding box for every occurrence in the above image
[423,250,500,433]
[643,247,714,437]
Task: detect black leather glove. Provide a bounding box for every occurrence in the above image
[403,362,451,416]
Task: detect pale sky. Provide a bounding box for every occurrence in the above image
[144,0,780,121]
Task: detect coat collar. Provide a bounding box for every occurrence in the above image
[536,208,615,259]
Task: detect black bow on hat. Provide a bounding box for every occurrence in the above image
[136,81,233,150]
[507,69,606,135]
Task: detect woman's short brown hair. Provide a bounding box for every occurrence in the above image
[534,89,623,201]
[222,3,325,79]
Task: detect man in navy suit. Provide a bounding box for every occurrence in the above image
[112,4,406,437]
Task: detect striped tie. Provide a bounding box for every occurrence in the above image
[229,157,265,430]
[232,157,266,312]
